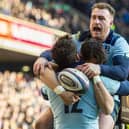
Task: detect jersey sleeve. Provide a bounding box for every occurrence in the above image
[100,37,129,81]
[116,80,129,96]
[100,55,129,81]
[112,37,129,58]
[100,76,120,95]
[40,50,52,61]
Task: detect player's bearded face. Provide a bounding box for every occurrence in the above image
[90,8,113,41]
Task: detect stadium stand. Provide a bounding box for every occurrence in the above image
[0,70,49,129]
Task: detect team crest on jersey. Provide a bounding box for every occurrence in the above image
[103,44,111,55]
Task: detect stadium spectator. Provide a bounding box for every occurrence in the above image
[0,70,48,129]
[0,0,86,34]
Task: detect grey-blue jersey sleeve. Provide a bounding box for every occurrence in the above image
[100,76,120,95]
[101,37,129,81]
[40,50,52,61]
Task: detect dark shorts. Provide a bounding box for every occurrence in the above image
[111,100,120,122]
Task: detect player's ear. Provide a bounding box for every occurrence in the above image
[110,16,114,26]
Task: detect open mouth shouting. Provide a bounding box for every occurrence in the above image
[92,26,102,34]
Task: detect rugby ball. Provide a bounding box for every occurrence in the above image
[57,68,89,95]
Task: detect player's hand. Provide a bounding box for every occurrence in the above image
[59,91,80,105]
[49,62,59,70]
[76,63,101,79]
[33,57,52,76]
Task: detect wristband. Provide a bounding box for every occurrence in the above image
[54,85,65,95]
[93,76,101,84]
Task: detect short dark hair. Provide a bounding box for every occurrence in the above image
[81,39,107,64]
[52,35,77,69]
[92,2,115,17]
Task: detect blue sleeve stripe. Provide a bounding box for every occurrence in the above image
[116,80,129,95]
[100,55,129,81]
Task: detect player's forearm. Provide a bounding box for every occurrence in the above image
[100,55,129,81]
[116,80,129,95]
[93,76,114,114]
[39,67,59,91]
[39,67,79,105]
[34,107,53,129]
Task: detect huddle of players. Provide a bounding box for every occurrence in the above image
[34,2,129,129]
[39,35,129,129]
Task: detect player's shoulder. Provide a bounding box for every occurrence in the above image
[78,30,91,41]
[100,76,120,94]
[112,32,128,45]
[105,30,127,46]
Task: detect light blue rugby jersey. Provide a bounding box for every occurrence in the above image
[43,76,120,129]
[103,36,129,65]
[103,34,129,102]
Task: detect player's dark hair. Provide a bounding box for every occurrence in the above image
[52,35,77,69]
[81,39,107,64]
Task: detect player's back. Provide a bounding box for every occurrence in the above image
[42,72,121,129]
[44,82,99,129]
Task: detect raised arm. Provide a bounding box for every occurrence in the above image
[33,49,53,76]
[93,76,114,114]
[101,36,129,81]
[77,36,129,81]
[39,67,80,105]
[100,55,129,81]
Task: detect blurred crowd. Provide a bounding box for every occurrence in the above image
[0,0,87,34]
[0,70,49,129]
